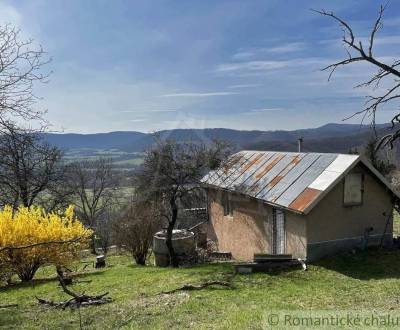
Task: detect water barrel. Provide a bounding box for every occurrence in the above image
[153,229,196,267]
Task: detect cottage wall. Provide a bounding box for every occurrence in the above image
[207,189,307,261]
[305,164,394,260]
[206,164,394,262]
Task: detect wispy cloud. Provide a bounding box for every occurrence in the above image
[0,3,22,25]
[228,83,262,89]
[120,109,177,113]
[320,35,400,47]
[242,108,287,115]
[128,119,146,122]
[216,58,332,76]
[232,51,254,60]
[374,35,400,45]
[216,61,289,73]
[159,92,238,97]
[263,42,305,54]
[381,16,400,27]
[232,42,306,60]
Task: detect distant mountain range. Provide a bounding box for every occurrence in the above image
[42,123,391,154]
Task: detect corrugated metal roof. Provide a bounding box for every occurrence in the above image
[202,150,397,214]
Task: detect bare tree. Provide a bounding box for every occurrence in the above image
[114,200,161,265]
[135,138,230,267]
[0,24,50,121]
[314,4,400,148]
[96,205,117,255]
[67,158,120,254]
[0,121,67,210]
[364,138,395,176]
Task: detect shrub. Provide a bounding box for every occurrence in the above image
[0,205,91,282]
[114,201,161,265]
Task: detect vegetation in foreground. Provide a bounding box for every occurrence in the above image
[2,249,400,329]
[0,206,91,282]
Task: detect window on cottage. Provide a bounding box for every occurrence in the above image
[223,193,233,217]
[343,173,364,206]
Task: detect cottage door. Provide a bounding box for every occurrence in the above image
[272,208,285,254]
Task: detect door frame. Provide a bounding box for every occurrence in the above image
[272,208,286,255]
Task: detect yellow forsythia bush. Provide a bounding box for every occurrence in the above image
[0,205,92,282]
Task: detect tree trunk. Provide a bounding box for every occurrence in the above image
[166,198,179,267]
[18,263,40,282]
[134,255,146,265]
[90,234,97,255]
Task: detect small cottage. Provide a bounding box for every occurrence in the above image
[201,151,399,261]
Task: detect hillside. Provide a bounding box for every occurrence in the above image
[41,131,148,150]
[42,123,389,155]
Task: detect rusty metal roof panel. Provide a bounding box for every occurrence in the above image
[220,152,268,189]
[249,154,301,198]
[274,153,337,207]
[247,154,291,197]
[202,150,365,214]
[237,152,276,184]
[210,151,256,187]
[221,152,275,190]
[232,152,278,194]
[258,153,318,201]
[202,151,244,185]
[203,151,246,186]
[239,153,286,195]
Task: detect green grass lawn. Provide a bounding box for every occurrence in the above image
[2,250,400,329]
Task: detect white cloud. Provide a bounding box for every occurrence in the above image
[159,92,238,97]
[250,108,286,112]
[216,58,332,76]
[128,119,146,122]
[263,42,305,54]
[232,51,254,60]
[320,35,400,50]
[242,108,287,115]
[228,84,262,89]
[231,42,306,60]
[0,3,22,26]
[120,109,177,113]
[216,60,289,73]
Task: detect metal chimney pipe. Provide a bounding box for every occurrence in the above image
[298,137,303,152]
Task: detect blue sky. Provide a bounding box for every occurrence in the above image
[2,0,400,133]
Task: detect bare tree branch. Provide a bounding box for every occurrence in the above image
[0,120,69,210]
[0,235,87,253]
[66,158,120,254]
[315,4,400,148]
[0,24,50,121]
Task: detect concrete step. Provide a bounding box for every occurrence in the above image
[234,258,305,274]
[253,253,293,263]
